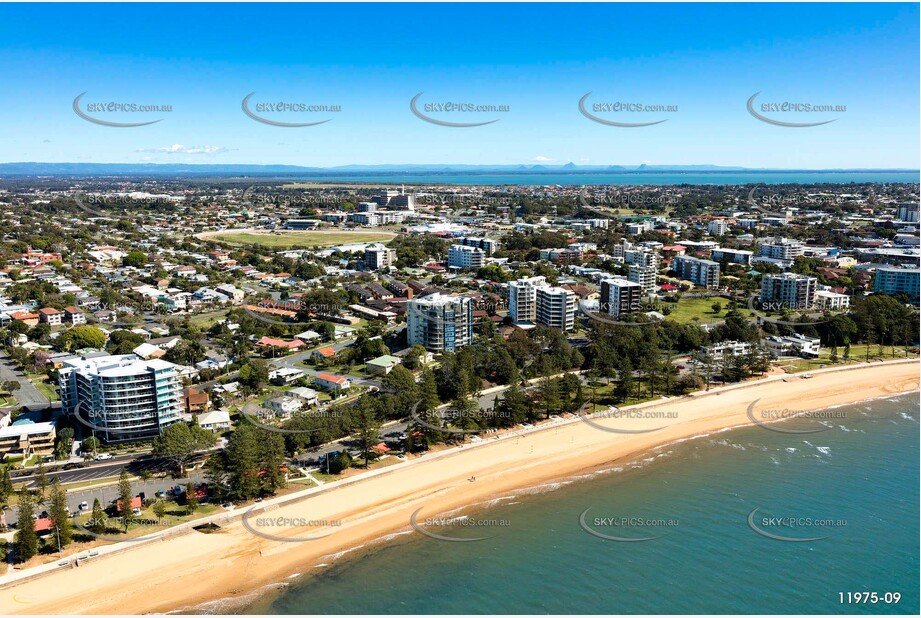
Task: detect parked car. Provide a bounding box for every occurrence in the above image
[95,453,113,461]
[78,501,89,510]
[132,507,142,516]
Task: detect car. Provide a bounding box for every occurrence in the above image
[132,507,142,516]
[221,502,234,509]
[95,453,113,461]
[78,501,89,510]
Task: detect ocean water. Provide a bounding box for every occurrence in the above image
[292,171,920,186]
[234,393,919,615]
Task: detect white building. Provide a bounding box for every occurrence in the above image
[448,244,486,269]
[628,265,657,293]
[535,287,576,331]
[406,293,474,353]
[711,248,753,265]
[814,290,851,311]
[508,276,546,323]
[763,334,821,358]
[58,354,184,441]
[364,244,397,270]
[707,219,730,236]
[759,237,805,261]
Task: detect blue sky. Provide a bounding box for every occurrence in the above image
[0,3,917,168]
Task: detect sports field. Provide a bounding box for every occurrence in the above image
[198,229,396,248]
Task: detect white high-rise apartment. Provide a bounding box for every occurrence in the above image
[406,293,474,353]
[536,287,576,332]
[508,276,546,323]
[58,354,184,441]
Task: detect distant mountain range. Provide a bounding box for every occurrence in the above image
[0,162,915,176]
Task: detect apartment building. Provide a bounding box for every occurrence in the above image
[707,219,730,236]
[760,273,818,311]
[759,237,805,261]
[628,265,657,293]
[672,255,721,289]
[600,278,643,318]
[364,244,397,270]
[508,276,546,323]
[535,286,576,331]
[710,247,754,265]
[406,293,474,353]
[448,244,486,269]
[0,421,56,458]
[814,290,851,311]
[58,354,184,441]
[457,236,500,256]
[873,267,920,302]
[624,248,659,268]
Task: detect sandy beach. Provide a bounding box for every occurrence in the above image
[2,360,917,615]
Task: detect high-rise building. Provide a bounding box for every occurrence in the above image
[759,237,805,261]
[760,273,818,310]
[873,267,920,302]
[536,286,576,331]
[672,256,721,289]
[59,354,184,441]
[628,264,657,293]
[600,278,643,318]
[624,248,659,268]
[707,219,730,236]
[364,244,397,270]
[447,244,486,269]
[508,276,546,323]
[897,202,919,223]
[406,293,474,353]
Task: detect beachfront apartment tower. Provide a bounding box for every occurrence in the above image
[600,278,643,318]
[760,273,818,311]
[58,354,184,442]
[535,286,577,332]
[406,293,474,353]
[508,276,547,324]
[873,267,920,303]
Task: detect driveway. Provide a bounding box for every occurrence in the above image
[0,353,51,411]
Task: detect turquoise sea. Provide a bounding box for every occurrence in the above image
[293,171,920,186]
[226,393,919,615]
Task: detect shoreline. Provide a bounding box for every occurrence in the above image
[2,360,918,615]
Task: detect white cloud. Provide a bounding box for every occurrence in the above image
[531,155,556,162]
[138,144,229,155]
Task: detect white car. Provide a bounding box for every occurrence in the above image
[78,501,89,510]
[95,453,113,461]
[132,507,142,516]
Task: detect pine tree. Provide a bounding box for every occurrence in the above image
[35,462,49,500]
[89,498,107,534]
[117,468,133,532]
[48,476,72,547]
[14,490,38,563]
[0,465,13,505]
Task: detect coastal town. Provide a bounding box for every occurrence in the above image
[0,178,916,579]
